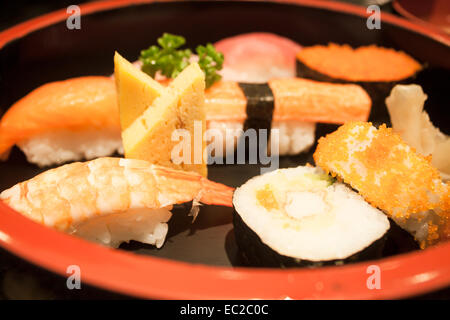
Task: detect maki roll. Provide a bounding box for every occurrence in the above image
[232,166,390,267]
[296,44,422,121]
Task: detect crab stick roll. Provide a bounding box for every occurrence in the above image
[205,78,371,156]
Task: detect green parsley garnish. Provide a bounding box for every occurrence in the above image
[139,33,224,88]
[196,43,224,88]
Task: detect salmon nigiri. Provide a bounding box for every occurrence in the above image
[0,76,122,166]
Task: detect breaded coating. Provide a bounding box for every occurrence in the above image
[314,121,449,247]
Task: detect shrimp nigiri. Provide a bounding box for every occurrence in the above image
[0,157,234,248]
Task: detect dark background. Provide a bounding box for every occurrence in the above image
[0,0,394,32]
[0,0,92,32]
[0,0,448,300]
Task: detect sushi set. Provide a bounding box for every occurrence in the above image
[0,0,449,299]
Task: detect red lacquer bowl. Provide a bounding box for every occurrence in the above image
[0,0,449,299]
[394,0,450,35]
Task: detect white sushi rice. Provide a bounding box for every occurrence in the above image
[17,120,314,167]
[272,121,316,155]
[206,120,315,157]
[71,207,172,248]
[233,166,390,261]
[18,129,124,167]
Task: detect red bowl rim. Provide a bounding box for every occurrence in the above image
[0,0,449,299]
[393,0,450,35]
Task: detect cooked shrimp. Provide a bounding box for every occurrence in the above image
[0,157,233,247]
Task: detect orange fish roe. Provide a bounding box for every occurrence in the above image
[256,184,279,211]
[313,122,449,247]
[297,43,422,82]
[439,186,450,242]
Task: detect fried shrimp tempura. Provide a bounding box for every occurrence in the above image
[314,121,449,248]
